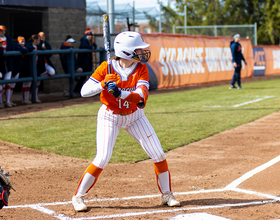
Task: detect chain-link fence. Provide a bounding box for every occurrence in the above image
[86,2,160,34]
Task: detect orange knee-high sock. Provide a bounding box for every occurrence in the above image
[75,163,103,195]
[153,159,171,193]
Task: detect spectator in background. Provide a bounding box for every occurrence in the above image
[76,29,97,96]
[35,31,56,102]
[16,36,32,105]
[60,35,83,97]
[229,34,247,89]
[0,25,15,109]
[7,36,29,107]
[25,34,41,104]
[60,35,83,74]
[0,38,3,107]
[38,31,56,77]
[0,38,3,56]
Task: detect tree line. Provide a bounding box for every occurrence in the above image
[147,0,280,45]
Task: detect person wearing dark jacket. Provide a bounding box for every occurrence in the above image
[0,25,15,109]
[229,34,247,89]
[38,32,56,77]
[25,34,41,104]
[33,32,56,103]
[75,29,97,95]
[0,39,3,56]
[60,35,83,96]
[0,38,3,106]
[60,35,82,74]
[6,36,29,107]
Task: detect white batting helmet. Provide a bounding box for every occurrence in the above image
[114,31,151,62]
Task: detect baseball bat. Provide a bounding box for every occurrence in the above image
[102,14,114,94]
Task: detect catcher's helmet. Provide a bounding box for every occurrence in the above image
[114,31,151,62]
[0,184,8,209]
[0,168,12,209]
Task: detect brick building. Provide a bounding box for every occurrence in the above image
[0,0,87,92]
[0,1,157,93]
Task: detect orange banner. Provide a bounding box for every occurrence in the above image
[257,45,280,76]
[141,33,254,89]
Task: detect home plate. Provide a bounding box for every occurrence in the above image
[170,212,230,220]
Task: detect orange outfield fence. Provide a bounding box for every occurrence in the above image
[253,45,280,76]
[142,33,254,90]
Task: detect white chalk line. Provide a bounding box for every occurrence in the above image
[232,96,274,107]
[203,95,274,108]
[30,205,56,215]
[1,189,241,209]
[5,194,163,209]
[5,154,280,219]
[5,188,280,220]
[225,154,280,189]
[30,199,277,220]
[231,188,280,201]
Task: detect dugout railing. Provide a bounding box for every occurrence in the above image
[1,48,106,103]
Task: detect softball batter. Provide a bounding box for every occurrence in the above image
[72,31,180,211]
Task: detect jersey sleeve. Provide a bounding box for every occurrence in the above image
[137,64,150,89]
[136,64,149,108]
[80,61,108,97]
[119,63,150,109]
[80,77,103,97]
[91,61,107,81]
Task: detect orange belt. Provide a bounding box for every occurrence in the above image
[106,107,137,116]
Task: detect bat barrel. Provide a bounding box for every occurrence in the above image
[102,13,112,75]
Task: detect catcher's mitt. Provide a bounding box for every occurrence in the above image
[0,168,12,209]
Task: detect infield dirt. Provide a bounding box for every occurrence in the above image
[1,75,280,219]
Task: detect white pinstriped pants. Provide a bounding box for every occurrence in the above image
[92,104,166,169]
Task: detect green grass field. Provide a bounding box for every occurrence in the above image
[1,78,280,163]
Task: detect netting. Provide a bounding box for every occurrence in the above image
[86,2,159,32]
[86,2,159,19]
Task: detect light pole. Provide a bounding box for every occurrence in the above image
[107,0,115,33]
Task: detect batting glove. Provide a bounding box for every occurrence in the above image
[101,74,119,88]
[107,82,121,98]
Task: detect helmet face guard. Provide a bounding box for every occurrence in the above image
[132,50,151,62]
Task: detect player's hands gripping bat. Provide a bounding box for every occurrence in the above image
[101,74,119,88]
[107,82,121,98]
[102,14,114,94]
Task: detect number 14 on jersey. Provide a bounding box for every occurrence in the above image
[118,99,130,109]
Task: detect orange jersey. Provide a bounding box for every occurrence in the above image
[91,61,149,112]
[1,39,6,51]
